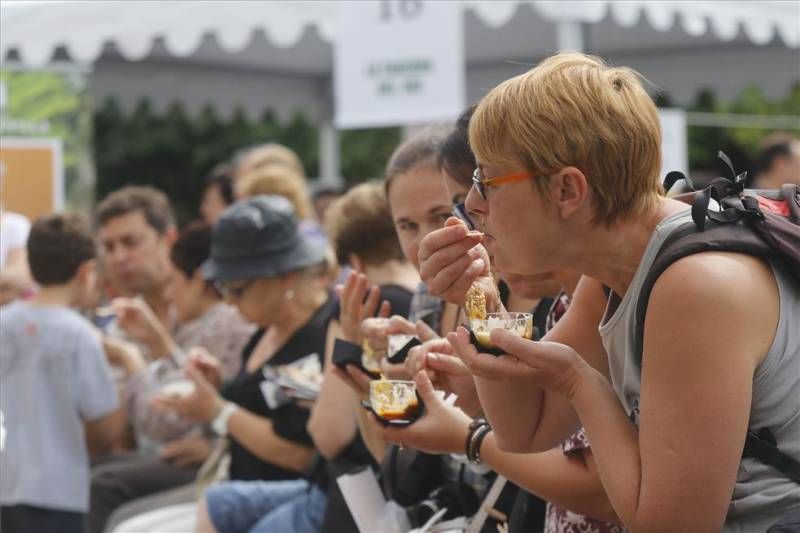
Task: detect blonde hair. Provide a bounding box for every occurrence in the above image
[470,52,664,225]
[236,164,313,220]
[325,181,405,267]
[235,143,306,179]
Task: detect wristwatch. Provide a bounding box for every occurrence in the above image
[211,401,237,436]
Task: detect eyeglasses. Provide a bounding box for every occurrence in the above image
[471,167,542,200]
[213,278,257,299]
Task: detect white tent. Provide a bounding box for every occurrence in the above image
[2,0,798,180]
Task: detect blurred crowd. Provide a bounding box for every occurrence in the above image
[1,51,799,533]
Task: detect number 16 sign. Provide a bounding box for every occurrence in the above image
[334,0,465,129]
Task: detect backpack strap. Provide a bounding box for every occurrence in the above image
[632,219,773,366]
[743,429,800,485]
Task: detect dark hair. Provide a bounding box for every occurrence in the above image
[170,221,212,279]
[438,105,477,189]
[27,213,96,285]
[384,127,449,197]
[95,185,175,234]
[205,163,235,205]
[324,182,405,266]
[754,133,795,177]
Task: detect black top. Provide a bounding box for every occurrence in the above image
[331,283,413,322]
[222,293,338,482]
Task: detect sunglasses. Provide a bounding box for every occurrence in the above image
[213,278,257,299]
[471,167,544,200]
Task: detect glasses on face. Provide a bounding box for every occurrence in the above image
[213,278,256,299]
[471,167,542,200]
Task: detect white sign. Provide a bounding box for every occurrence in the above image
[334,0,465,129]
[658,108,688,181]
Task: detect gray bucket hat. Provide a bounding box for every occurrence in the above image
[202,195,327,282]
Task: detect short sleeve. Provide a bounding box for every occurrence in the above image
[76,327,119,420]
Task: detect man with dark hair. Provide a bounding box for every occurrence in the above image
[752,133,800,188]
[95,186,177,329]
[1,214,123,533]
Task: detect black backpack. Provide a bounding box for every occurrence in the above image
[632,152,800,488]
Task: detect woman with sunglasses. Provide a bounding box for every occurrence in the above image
[151,195,339,529]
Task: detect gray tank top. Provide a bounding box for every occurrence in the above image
[599,209,800,532]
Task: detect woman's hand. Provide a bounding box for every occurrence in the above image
[449,326,587,399]
[336,272,391,344]
[152,366,223,423]
[112,297,175,358]
[417,217,499,309]
[185,347,223,390]
[359,314,417,372]
[426,352,482,418]
[406,337,482,417]
[376,371,471,455]
[101,335,146,374]
[360,315,416,350]
[404,336,446,380]
[159,434,213,467]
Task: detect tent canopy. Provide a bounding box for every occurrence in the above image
[3,1,797,71]
[3,1,798,181]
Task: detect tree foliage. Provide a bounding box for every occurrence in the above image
[664,83,800,177]
[93,97,400,224]
[94,83,799,224]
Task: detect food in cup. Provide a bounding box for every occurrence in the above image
[368,379,422,423]
[469,312,535,355]
[160,378,196,399]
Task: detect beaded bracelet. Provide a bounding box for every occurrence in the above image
[466,418,492,464]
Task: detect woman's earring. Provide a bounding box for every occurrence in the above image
[285,289,295,301]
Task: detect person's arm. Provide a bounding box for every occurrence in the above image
[153,367,315,473]
[379,371,619,523]
[85,409,127,455]
[307,321,359,459]
[567,253,776,531]
[480,436,619,523]
[353,392,388,464]
[225,405,315,473]
[82,332,127,454]
[452,277,610,452]
[332,364,389,464]
[112,297,177,359]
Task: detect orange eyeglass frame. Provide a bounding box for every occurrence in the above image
[471,168,542,199]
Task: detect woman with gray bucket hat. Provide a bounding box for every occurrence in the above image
[154,195,341,531]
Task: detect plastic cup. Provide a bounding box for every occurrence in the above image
[470,312,533,350]
[369,380,420,421]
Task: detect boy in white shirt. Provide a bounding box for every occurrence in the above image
[0,213,123,533]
